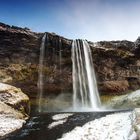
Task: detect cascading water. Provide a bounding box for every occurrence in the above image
[59,38,62,92]
[72,39,101,110]
[38,34,101,112]
[38,33,46,112]
[37,34,67,112]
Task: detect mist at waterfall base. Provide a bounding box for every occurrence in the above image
[37,34,103,112]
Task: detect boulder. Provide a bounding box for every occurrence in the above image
[0,83,30,138]
[106,90,140,109]
[0,83,30,116]
[0,101,26,139]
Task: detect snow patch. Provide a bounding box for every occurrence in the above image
[52,113,73,121]
[48,119,67,129]
[48,114,73,129]
[58,112,137,140]
[0,115,25,137]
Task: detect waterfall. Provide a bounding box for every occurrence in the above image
[37,34,101,112]
[38,33,46,112]
[72,39,101,110]
[59,38,62,91]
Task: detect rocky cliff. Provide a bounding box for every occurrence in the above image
[0,22,140,97]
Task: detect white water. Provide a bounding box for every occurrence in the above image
[72,40,101,110]
[38,33,46,112]
[59,39,62,92]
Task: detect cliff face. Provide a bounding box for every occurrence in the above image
[91,40,140,94]
[0,22,140,97]
[0,23,41,97]
[0,23,72,97]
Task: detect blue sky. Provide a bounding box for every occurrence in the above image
[0,0,140,41]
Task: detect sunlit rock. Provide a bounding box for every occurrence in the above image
[0,83,30,116]
[0,83,30,138]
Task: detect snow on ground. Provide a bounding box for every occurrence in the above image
[58,112,137,140]
[48,119,67,129]
[48,114,73,129]
[0,114,25,137]
[52,113,73,121]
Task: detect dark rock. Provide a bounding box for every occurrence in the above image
[99,80,129,95]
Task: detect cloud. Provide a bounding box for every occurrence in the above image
[56,0,140,41]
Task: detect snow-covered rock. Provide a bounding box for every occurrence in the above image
[48,119,67,129]
[0,114,25,138]
[0,83,29,139]
[52,114,73,121]
[58,112,137,140]
[0,101,26,139]
[48,113,73,129]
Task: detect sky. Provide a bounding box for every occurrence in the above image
[0,0,140,42]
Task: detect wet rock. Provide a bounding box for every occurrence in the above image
[100,80,129,95]
[127,77,140,91]
[106,90,140,109]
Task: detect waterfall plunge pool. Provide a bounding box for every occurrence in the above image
[4,93,133,140]
[5,110,131,140]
